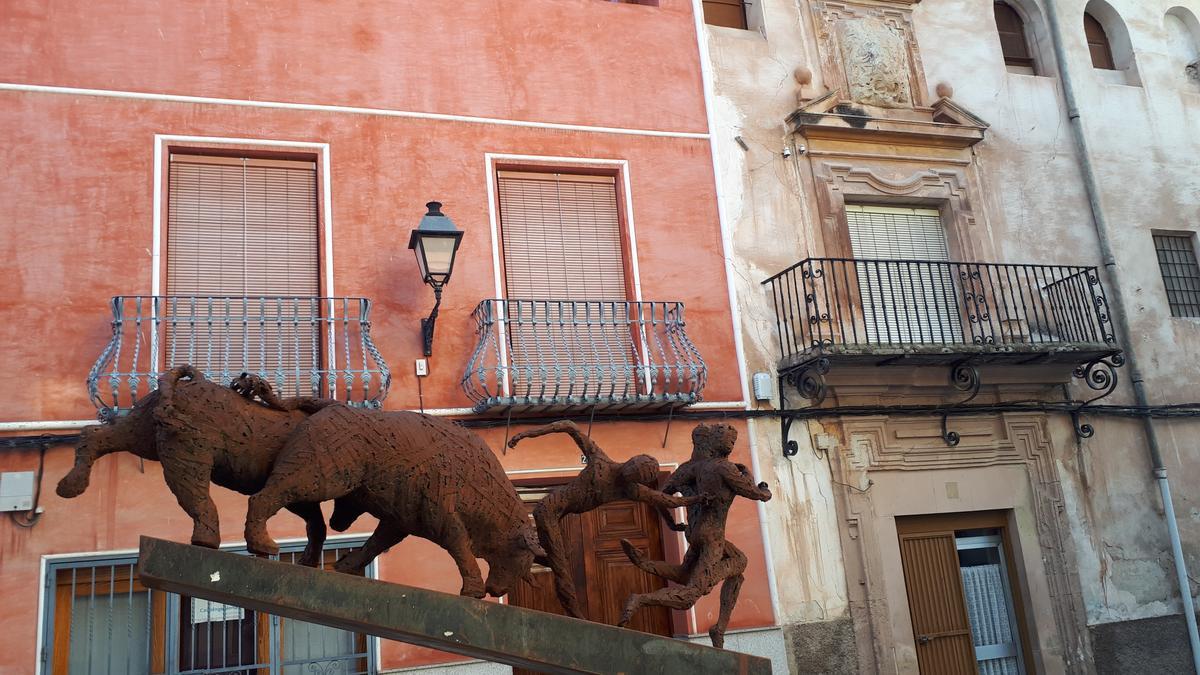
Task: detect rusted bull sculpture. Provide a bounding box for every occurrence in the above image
[242,404,544,599]
[56,367,336,566]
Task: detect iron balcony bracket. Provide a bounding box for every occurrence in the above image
[1070,353,1126,439]
[940,361,982,447]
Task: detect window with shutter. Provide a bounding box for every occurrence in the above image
[702,0,747,30]
[845,205,963,344]
[166,154,320,394]
[496,171,636,398]
[1084,13,1117,70]
[994,3,1035,71]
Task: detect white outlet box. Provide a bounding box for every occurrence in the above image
[415,359,429,377]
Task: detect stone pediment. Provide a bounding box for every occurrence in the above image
[786,90,989,149]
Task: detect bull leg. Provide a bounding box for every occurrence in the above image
[329,495,368,533]
[333,521,407,575]
[433,517,487,598]
[159,452,221,549]
[284,502,327,568]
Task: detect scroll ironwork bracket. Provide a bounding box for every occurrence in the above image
[1070,353,1125,440]
[940,361,982,447]
[778,359,831,458]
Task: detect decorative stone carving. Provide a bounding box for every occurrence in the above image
[837,18,912,108]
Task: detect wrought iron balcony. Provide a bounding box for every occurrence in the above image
[461,299,707,414]
[763,258,1121,396]
[88,296,391,419]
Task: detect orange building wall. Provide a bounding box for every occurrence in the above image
[0,1,773,671]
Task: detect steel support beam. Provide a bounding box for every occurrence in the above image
[137,536,771,675]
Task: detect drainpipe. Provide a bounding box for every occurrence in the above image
[1043,4,1200,672]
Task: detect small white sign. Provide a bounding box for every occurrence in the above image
[191,598,244,624]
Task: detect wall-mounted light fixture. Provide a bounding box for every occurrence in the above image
[408,201,464,357]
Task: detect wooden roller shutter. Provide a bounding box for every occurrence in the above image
[496,171,636,399]
[845,205,963,345]
[898,531,979,674]
[994,3,1034,69]
[497,171,627,301]
[166,154,319,394]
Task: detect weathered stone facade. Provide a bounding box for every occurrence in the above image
[702,0,1200,671]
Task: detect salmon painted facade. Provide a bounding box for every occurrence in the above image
[0,2,787,673]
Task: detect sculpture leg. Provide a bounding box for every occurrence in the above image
[620,538,695,584]
[245,460,363,557]
[159,452,220,549]
[333,521,407,574]
[619,544,722,627]
[284,502,327,568]
[707,543,749,649]
[534,505,585,618]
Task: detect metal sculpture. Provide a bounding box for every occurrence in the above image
[506,420,701,618]
[241,404,544,599]
[57,366,337,566]
[618,423,772,649]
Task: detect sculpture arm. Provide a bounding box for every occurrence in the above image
[718,462,772,501]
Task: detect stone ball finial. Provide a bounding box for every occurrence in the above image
[794,66,813,86]
[935,82,954,99]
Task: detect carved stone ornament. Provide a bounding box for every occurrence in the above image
[837,17,912,108]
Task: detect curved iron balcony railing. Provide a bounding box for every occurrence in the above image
[462,299,707,414]
[762,258,1121,376]
[88,296,391,419]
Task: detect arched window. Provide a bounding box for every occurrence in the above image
[994,2,1035,70]
[1084,12,1117,69]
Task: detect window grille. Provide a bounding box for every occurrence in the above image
[1154,233,1200,318]
[43,541,374,675]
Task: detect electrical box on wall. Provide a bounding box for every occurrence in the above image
[752,372,774,402]
[0,471,35,512]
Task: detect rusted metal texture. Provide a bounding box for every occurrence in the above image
[137,536,772,675]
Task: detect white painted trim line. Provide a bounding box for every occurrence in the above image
[1,83,711,140]
[0,402,749,431]
[690,0,780,625]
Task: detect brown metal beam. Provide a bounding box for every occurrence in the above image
[137,536,772,675]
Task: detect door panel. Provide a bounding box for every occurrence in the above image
[899,532,978,674]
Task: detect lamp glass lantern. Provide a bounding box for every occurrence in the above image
[408,201,464,289]
[408,201,464,357]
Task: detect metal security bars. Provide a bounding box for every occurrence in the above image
[42,542,375,675]
[763,258,1119,373]
[88,296,391,418]
[461,299,707,414]
[1153,234,1200,318]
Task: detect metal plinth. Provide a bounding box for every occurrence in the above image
[137,536,771,675]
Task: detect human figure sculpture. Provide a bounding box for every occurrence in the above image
[57,366,337,566]
[618,423,772,649]
[242,404,544,599]
[506,420,700,618]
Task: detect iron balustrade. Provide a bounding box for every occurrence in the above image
[88,296,391,419]
[461,299,707,413]
[763,258,1119,371]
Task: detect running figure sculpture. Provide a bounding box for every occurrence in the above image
[506,420,700,619]
[618,423,772,649]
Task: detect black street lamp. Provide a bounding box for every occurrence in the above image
[408,201,464,357]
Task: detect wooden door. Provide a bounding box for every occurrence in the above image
[509,497,672,674]
[898,532,978,674]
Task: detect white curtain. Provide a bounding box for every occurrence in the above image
[961,563,1020,675]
